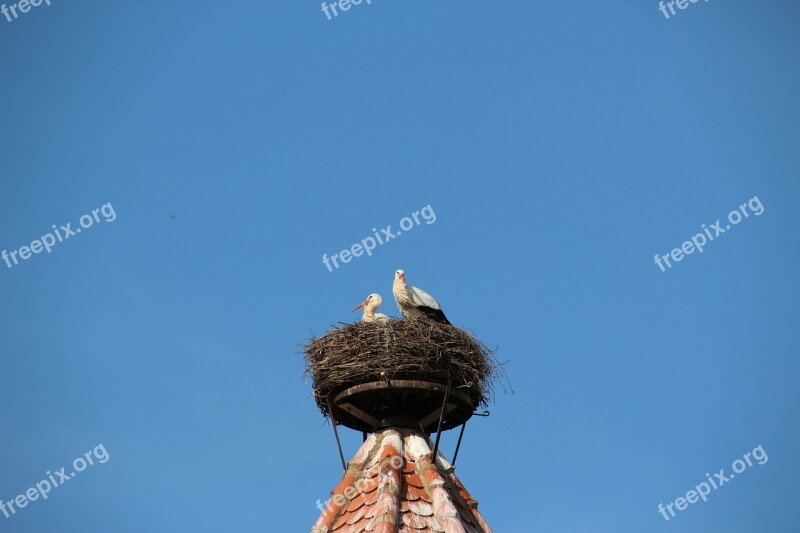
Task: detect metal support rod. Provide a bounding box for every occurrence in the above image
[328,401,347,473]
[431,378,451,464]
[451,421,467,467]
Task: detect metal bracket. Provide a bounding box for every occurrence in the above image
[328,400,347,473]
[431,377,451,463]
[451,422,467,467]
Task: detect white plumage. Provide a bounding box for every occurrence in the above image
[392,269,450,324]
[352,293,389,322]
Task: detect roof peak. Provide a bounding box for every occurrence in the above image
[312,427,492,533]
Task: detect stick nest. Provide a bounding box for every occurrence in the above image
[303,318,501,418]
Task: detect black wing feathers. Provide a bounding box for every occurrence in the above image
[418,306,450,325]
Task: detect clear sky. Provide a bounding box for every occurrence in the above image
[1,1,798,531]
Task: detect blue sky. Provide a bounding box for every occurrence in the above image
[1,1,798,531]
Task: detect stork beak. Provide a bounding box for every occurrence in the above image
[352,300,367,311]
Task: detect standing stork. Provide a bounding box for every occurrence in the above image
[392,269,450,324]
[352,293,389,322]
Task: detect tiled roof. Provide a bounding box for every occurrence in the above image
[312,428,492,533]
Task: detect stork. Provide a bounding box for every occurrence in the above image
[392,269,450,324]
[352,293,389,322]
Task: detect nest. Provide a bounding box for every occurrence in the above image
[303,318,501,418]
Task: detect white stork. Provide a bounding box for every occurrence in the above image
[392,269,450,324]
[352,293,389,322]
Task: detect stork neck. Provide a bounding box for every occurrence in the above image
[393,280,411,303]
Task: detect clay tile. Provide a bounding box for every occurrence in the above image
[345,504,369,525]
[403,485,432,503]
[407,500,435,517]
[404,473,425,489]
[312,428,492,532]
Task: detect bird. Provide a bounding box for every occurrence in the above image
[392,269,450,324]
[352,293,389,322]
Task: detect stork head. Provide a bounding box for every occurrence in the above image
[394,269,406,283]
[353,293,382,312]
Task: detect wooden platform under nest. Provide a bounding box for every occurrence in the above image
[303,319,500,432]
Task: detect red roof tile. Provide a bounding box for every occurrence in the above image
[312,428,492,533]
